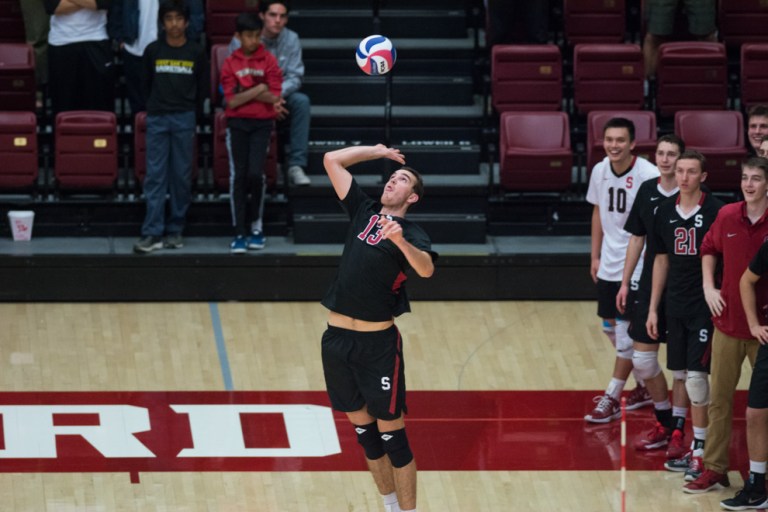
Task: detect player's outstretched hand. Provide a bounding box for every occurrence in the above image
[704,286,725,317]
[374,144,405,165]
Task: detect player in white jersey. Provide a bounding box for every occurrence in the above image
[585,117,660,423]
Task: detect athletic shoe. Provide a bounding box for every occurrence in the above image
[134,236,163,254]
[288,165,311,186]
[684,451,703,482]
[247,230,265,250]
[625,385,653,410]
[720,481,768,510]
[634,422,671,451]
[163,234,183,249]
[683,469,730,494]
[666,429,687,460]
[664,451,692,473]
[585,395,621,423]
[230,236,247,254]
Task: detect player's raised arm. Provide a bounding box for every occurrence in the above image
[323,144,405,200]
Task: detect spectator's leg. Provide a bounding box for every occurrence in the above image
[643,0,676,78]
[20,0,49,88]
[227,119,251,237]
[48,43,79,115]
[80,40,115,112]
[246,120,273,233]
[284,92,310,170]
[165,111,196,236]
[141,115,171,237]
[122,49,146,117]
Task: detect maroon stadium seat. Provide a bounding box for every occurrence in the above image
[133,111,198,187]
[674,110,747,192]
[499,112,573,191]
[213,111,278,193]
[563,0,626,45]
[54,111,118,191]
[655,42,727,117]
[206,0,258,46]
[0,1,26,43]
[0,43,36,111]
[491,44,562,113]
[573,43,644,115]
[586,110,657,172]
[210,44,230,109]
[741,44,768,110]
[718,0,768,48]
[0,111,37,190]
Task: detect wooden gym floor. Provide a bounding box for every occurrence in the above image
[0,301,754,511]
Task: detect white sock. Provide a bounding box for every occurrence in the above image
[693,426,707,441]
[672,406,688,418]
[382,492,399,512]
[606,378,626,401]
[654,399,671,410]
[751,460,767,474]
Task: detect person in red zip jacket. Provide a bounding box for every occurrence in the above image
[220,12,282,253]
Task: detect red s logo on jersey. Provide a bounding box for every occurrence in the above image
[626,177,633,189]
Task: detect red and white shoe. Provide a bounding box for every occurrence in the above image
[634,422,671,451]
[585,395,621,423]
[665,429,686,460]
[625,385,653,410]
[683,469,730,494]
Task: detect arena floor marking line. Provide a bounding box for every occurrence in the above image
[208,302,234,391]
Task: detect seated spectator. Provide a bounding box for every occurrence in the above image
[44,0,115,115]
[643,0,717,78]
[109,0,203,116]
[748,105,768,157]
[228,0,311,186]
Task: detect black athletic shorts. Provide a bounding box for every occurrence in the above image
[748,343,768,409]
[596,278,635,321]
[666,314,712,373]
[321,324,407,421]
[629,292,667,345]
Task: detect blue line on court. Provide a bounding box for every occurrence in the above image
[208,302,234,391]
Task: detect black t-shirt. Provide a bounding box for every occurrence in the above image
[654,193,724,317]
[623,177,679,295]
[321,179,437,322]
[748,241,768,323]
[143,38,208,115]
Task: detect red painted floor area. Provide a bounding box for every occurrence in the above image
[0,390,749,475]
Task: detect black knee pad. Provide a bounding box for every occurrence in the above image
[354,422,385,460]
[381,428,414,469]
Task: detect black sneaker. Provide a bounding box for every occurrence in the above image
[163,234,183,249]
[134,236,163,254]
[720,482,768,510]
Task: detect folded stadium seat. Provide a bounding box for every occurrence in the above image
[206,0,258,46]
[655,42,728,118]
[674,110,747,192]
[54,111,118,191]
[0,111,37,190]
[0,43,36,111]
[718,0,768,48]
[212,111,278,193]
[573,43,644,115]
[0,1,26,43]
[491,44,562,113]
[563,0,626,45]
[210,44,230,109]
[741,44,768,111]
[586,110,657,172]
[499,112,573,192]
[133,111,199,188]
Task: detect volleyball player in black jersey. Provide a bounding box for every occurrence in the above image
[320,144,437,512]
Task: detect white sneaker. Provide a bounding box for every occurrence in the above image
[288,165,311,186]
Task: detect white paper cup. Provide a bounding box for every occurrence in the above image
[8,210,34,241]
